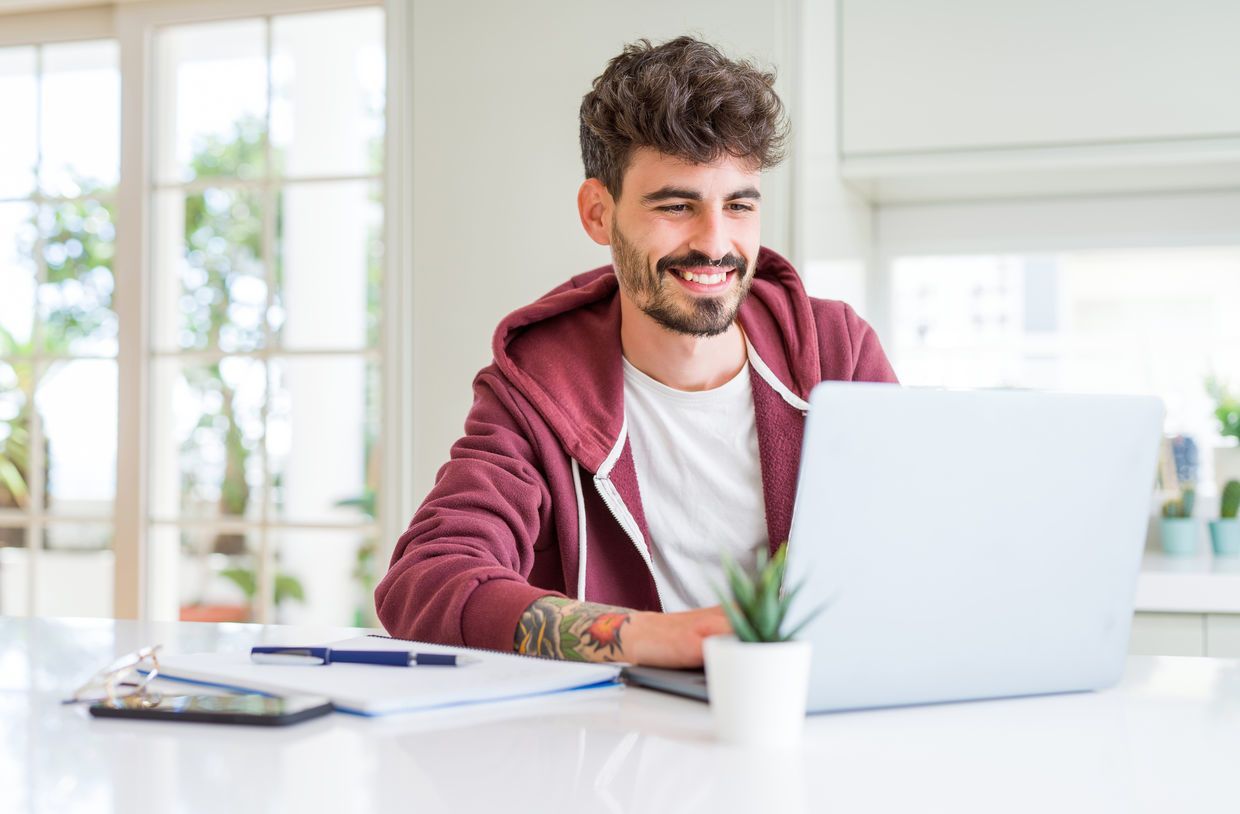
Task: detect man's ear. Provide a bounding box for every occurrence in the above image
[577,178,614,246]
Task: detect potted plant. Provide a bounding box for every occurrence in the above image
[1210,480,1240,557]
[705,543,823,748]
[1206,377,1240,486]
[1161,487,1198,556]
[178,565,306,623]
[219,566,306,623]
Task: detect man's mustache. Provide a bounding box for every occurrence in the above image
[656,251,747,275]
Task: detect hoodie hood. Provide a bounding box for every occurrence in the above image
[491,246,819,473]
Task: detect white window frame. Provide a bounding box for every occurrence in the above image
[871,191,1240,344]
[0,0,413,621]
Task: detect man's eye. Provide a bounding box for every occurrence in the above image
[728,203,755,212]
[658,204,689,213]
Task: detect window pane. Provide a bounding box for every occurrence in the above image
[38,543,114,616]
[892,255,1026,388]
[0,546,29,614]
[151,358,265,523]
[39,40,120,197]
[37,360,116,516]
[0,360,32,536]
[44,521,111,551]
[267,357,376,523]
[274,181,381,349]
[272,528,373,626]
[891,247,1240,488]
[271,8,384,178]
[152,187,266,353]
[38,198,117,356]
[1,529,115,616]
[144,9,388,629]
[0,202,36,350]
[154,19,267,183]
[156,526,261,623]
[0,47,37,199]
[0,520,25,550]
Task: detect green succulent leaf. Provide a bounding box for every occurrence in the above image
[721,598,762,643]
[724,556,755,610]
[715,543,817,643]
[778,578,807,619]
[770,543,787,573]
[756,582,779,641]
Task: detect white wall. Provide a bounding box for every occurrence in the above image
[835,0,1240,204]
[406,0,841,505]
[792,0,875,316]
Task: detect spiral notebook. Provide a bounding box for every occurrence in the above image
[156,634,622,716]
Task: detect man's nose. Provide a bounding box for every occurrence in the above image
[686,209,731,262]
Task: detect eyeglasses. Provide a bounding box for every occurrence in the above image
[63,645,164,708]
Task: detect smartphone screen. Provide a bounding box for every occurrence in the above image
[89,693,333,726]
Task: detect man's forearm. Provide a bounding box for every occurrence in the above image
[515,596,634,662]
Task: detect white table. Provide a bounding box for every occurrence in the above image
[5,617,1240,814]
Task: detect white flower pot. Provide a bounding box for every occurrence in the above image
[703,635,812,748]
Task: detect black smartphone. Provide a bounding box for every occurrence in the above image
[89,693,333,726]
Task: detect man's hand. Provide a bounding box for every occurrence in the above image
[515,597,731,667]
[626,606,732,668]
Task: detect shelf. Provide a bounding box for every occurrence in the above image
[1135,552,1240,614]
[839,136,1240,204]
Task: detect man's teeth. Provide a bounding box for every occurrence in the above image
[677,269,728,285]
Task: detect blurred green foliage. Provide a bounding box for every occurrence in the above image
[1206,376,1240,442]
[0,189,115,545]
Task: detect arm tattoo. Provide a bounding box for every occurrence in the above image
[515,596,632,662]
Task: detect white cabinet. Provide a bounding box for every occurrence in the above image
[840,0,1240,156]
[838,0,1240,201]
[1130,612,1240,658]
[1130,613,1205,657]
[1129,555,1240,657]
[1205,615,1240,658]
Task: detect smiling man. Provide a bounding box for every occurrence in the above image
[376,37,898,667]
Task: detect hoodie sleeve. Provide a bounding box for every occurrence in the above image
[806,298,900,384]
[841,302,900,384]
[375,369,563,653]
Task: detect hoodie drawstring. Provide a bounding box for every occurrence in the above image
[571,458,587,601]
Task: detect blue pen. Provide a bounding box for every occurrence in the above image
[250,646,467,667]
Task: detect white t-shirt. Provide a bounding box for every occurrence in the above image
[622,356,768,612]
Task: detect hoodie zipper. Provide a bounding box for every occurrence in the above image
[592,476,666,612]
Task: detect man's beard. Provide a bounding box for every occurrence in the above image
[610,221,754,338]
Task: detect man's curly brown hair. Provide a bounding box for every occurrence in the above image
[579,36,788,199]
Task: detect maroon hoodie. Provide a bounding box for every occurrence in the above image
[375,247,898,653]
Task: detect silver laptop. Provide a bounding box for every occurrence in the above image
[625,382,1164,712]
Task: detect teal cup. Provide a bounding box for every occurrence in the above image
[1210,519,1240,557]
[1161,518,1199,556]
